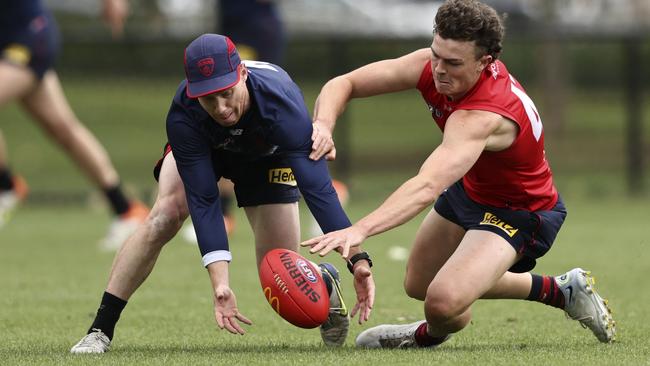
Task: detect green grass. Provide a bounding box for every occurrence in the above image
[1,196,649,365]
[1,76,649,364]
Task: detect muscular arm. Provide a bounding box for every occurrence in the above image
[313,48,431,133]
[354,109,505,238]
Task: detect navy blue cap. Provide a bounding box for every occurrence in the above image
[184,34,241,98]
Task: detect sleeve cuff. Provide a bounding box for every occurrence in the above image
[202,250,232,267]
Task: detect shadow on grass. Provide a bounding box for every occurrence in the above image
[96,339,600,355]
[112,343,361,354]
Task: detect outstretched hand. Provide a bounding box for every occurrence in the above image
[350,264,374,324]
[213,285,252,335]
[301,226,367,259]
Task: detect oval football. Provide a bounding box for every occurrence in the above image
[259,249,330,328]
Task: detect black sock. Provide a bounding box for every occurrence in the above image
[103,185,131,216]
[526,274,565,309]
[88,291,128,340]
[0,168,13,191]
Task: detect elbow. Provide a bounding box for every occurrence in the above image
[412,178,439,207]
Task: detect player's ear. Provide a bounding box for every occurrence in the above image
[478,54,492,73]
[240,64,248,81]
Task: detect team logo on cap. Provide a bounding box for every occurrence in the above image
[197,58,215,77]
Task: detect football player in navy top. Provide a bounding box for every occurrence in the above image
[0,0,147,247]
[71,34,375,353]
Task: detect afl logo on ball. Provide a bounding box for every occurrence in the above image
[296,259,317,283]
[198,58,215,77]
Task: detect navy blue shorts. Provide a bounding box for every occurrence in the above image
[434,181,567,273]
[153,144,300,208]
[0,11,59,79]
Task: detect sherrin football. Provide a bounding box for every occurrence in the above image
[259,248,330,328]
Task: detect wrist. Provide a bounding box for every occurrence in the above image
[313,118,335,131]
[347,251,373,274]
[207,260,230,288]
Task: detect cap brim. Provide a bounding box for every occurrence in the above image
[186,68,240,98]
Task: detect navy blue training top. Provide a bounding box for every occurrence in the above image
[1,0,44,30]
[166,61,351,266]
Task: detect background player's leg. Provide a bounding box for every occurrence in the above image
[0,61,36,106]
[21,71,120,188]
[0,63,36,227]
[20,71,148,248]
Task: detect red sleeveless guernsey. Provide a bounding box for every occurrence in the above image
[416,60,557,211]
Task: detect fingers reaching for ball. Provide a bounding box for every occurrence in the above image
[214,286,252,335]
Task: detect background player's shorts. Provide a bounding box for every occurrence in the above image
[153,144,300,208]
[0,11,60,80]
[434,181,567,273]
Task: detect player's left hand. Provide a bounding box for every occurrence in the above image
[351,263,374,324]
[301,225,367,259]
[310,120,336,161]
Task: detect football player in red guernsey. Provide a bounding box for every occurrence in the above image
[303,0,615,348]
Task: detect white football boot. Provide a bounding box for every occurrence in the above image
[0,190,20,228]
[318,263,350,346]
[555,268,616,343]
[70,329,111,354]
[0,176,28,229]
[356,320,451,349]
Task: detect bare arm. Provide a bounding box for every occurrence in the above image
[303,109,507,256]
[310,49,431,160]
[314,48,429,131]
[355,110,503,237]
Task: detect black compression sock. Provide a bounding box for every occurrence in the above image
[0,168,13,191]
[103,184,131,216]
[88,291,128,340]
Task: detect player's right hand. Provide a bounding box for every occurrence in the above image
[213,285,252,335]
[301,225,367,259]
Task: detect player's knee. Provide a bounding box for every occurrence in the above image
[424,285,466,322]
[403,275,427,301]
[149,195,188,238]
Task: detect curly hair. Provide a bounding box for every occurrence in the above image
[434,0,505,60]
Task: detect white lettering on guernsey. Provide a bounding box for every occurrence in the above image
[510,74,543,141]
[243,60,278,72]
[490,62,500,79]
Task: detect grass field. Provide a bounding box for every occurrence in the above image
[1,77,649,365]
